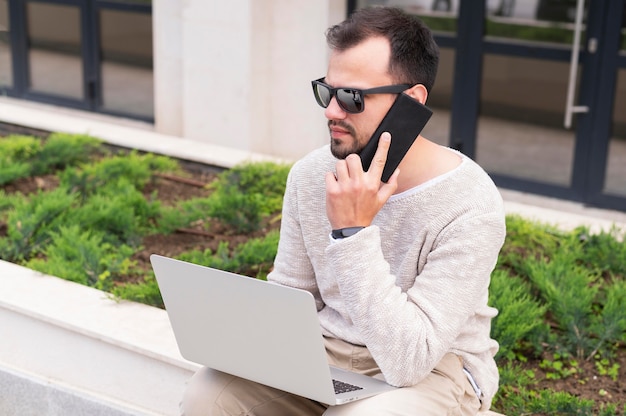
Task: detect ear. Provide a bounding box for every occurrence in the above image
[405,84,428,105]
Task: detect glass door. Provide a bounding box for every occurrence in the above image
[476,0,588,192]
[598,3,626,202]
[4,0,153,121]
[473,0,625,210]
[93,0,153,119]
[24,0,86,101]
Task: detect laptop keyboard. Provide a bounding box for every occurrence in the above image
[333,379,363,394]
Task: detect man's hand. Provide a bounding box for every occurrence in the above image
[325,132,399,230]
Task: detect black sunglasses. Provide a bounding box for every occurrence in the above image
[311,78,411,114]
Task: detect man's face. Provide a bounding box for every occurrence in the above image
[324,36,398,159]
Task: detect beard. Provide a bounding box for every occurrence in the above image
[328,121,368,159]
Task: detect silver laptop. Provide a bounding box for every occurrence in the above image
[150,254,397,405]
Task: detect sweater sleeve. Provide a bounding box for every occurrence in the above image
[267,166,324,310]
[325,209,505,387]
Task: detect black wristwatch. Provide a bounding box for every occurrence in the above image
[331,226,365,240]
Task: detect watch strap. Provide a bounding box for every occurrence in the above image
[331,226,365,239]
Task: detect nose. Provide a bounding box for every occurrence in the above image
[324,96,347,120]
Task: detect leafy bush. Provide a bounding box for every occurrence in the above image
[60,150,178,197]
[25,225,136,290]
[0,188,76,262]
[112,275,164,309]
[577,226,626,277]
[31,132,103,175]
[0,135,41,185]
[489,269,548,360]
[491,216,626,414]
[177,230,280,279]
[207,162,290,233]
[71,179,161,246]
[0,133,103,185]
[155,196,215,234]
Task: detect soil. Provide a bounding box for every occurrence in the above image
[2,165,625,412]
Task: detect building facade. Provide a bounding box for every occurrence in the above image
[1,0,625,211]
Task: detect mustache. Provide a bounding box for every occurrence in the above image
[328,120,356,136]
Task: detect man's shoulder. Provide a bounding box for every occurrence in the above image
[290,145,336,177]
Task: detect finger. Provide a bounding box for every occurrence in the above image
[369,132,392,178]
[378,168,399,200]
[344,153,363,177]
[334,158,349,180]
[325,171,338,187]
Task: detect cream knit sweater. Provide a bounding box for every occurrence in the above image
[267,145,506,410]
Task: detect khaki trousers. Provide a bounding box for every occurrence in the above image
[181,336,481,416]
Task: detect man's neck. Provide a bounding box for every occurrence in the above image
[395,137,462,194]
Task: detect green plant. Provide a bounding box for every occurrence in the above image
[25,225,136,290]
[0,133,103,185]
[0,135,41,185]
[524,249,599,360]
[30,132,103,175]
[210,162,291,214]
[539,352,580,380]
[587,279,626,359]
[207,162,290,233]
[577,225,626,277]
[176,230,280,279]
[0,187,76,262]
[489,268,549,360]
[61,150,178,197]
[112,274,164,309]
[497,214,563,274]
[70,179,161,246]
[208,189,265,234]
[495,386,596,415]
[155,196,215,234]
[594,356,620,382]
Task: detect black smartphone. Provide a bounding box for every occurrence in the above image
[359,92,433,182]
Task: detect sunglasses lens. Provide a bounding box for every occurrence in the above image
[312,81,364,113]
[336,89,363,113]
[314,84,331,108]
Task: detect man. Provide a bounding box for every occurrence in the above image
[182,6,505,416]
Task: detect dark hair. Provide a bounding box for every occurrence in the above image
[325,7,439,93]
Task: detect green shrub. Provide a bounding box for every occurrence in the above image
[176,230,280,279]
[0,187,76,262]
[60,150,178,196]
[112,274,164,309]
[154,196,215,234]
[0,133,103,185]
[31,132,103,175]
[489,269,548,360]
[70,179,161,246]
[207,162,290,233]
[208,189,265,234]
[25,225,136,290]
[576,225,626,277]
[589,279,626,357]
[0,135,41,185]
[525,249,599,360]
[211,161,291,214]
[497,214,563,274]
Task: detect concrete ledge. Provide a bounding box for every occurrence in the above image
[0,96,288,169]
[0,260,509,415]
[0,364,144,416]
[0,259,200,415]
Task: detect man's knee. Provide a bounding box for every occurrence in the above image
[181,367,326,416]
[181,367,235,416]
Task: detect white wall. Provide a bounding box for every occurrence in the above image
[153,0,347,161]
